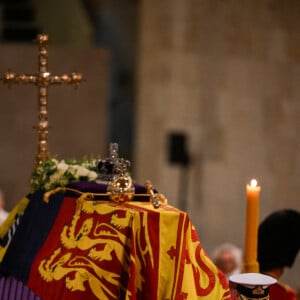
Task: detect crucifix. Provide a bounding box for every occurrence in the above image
[1,33,83,166]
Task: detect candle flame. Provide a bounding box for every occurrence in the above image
[250,179,257,187]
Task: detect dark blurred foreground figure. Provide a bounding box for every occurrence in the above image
[258,209,300,300]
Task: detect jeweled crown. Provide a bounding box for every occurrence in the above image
[97,143,130,182]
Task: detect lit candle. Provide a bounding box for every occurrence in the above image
[243,179,261,273]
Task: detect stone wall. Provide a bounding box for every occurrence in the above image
[134,0,300,288]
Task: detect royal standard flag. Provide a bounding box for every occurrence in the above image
[0,183,230,300]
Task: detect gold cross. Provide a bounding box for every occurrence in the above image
[1,33,83,166]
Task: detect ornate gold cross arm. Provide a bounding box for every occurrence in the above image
[1,33,84,167]
[2,72,37,85]
[2,72,83,87]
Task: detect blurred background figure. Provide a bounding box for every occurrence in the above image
[258,209,300,300]
[211,243,243,278]
[0,189,9,225]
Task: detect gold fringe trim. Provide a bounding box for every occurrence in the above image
[0,197,30,262]
[0,197,30,238]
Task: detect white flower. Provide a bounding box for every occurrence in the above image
[87,170,98,181]
[57,160,69,171]
[68,166,78,176]
[75,165,90,177]
[30,156,99,192]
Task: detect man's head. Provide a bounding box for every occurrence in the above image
[212,243,242,276]
[258,209,300,273]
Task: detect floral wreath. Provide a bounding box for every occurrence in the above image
[29,157,99,193]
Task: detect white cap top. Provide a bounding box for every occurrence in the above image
[229,273,277,287]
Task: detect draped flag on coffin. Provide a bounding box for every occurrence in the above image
[0,183,230,300]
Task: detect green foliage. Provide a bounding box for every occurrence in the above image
[29,156,99,193]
